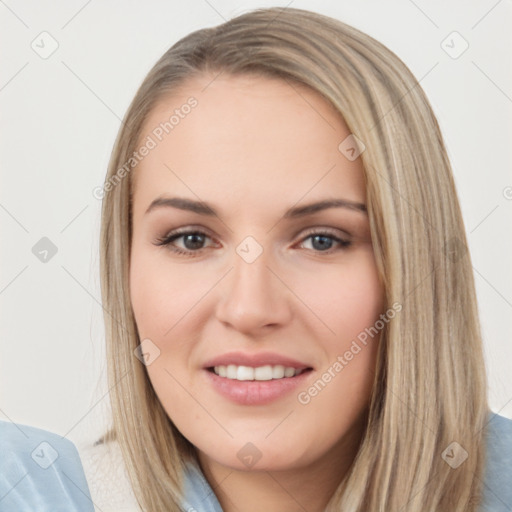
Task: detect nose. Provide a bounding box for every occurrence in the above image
[214,248,293,335]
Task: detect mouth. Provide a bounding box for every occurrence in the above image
[203,351,315,406]
[207,364,312,381]
[202,352,314,405]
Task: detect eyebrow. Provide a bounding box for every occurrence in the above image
[145,196,367,218]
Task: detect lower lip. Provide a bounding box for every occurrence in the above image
[204,368,313,405]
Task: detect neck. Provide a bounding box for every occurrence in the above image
[197,415,366,512]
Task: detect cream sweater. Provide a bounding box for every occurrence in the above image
[76,438,141,512]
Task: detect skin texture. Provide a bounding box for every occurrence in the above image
[129,74,385,512]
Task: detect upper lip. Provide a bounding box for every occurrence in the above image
[203,351,313,370]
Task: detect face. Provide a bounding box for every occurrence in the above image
[129,73,384,473]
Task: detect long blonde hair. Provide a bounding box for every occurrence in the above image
[98,7,489,511]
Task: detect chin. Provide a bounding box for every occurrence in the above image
[196,437,316,473]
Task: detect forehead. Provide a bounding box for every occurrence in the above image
[132,73,366,219]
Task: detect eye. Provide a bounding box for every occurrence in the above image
[154,229,217,257]
[298,229,352,253]
[153,227,352,257]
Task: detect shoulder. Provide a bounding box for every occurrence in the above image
[75,437,142,512]
[0,419,94,511]
[480,413,512,511]
[78,439,223,512]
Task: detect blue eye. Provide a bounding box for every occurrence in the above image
[154,228,352,257]
[300,232,352,252]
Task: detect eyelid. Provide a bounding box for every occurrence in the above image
[157,225,216,241]
[153,224,354,256]
[296,226,351,240]
[156,224,351,243]
[154,225,219,248]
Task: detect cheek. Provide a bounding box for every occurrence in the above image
[129,246,207,339]
[291,250,383,408]
[290,260,383,455]
[297,249,384,343]
[129,250,202,420]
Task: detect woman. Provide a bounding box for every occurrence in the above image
[84,6,511,512]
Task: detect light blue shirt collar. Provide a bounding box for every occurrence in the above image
[180,413,512,512]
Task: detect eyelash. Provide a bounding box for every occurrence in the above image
[153,227,352,258]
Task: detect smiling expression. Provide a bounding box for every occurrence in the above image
[129,73,384,472]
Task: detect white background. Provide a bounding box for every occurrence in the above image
[1,0,511,448]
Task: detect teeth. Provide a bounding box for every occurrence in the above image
[237,366,254,380]
[284,367,296,377]
[272,365,285,379]
[213,364,304,381]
